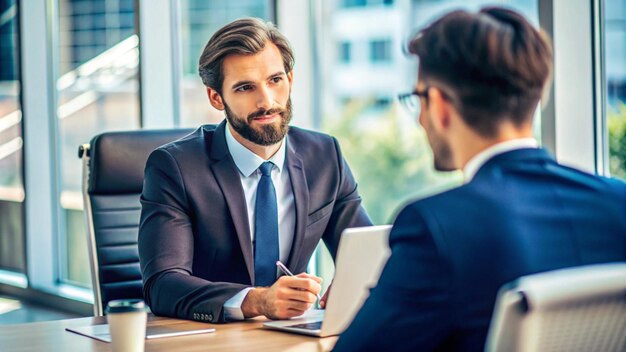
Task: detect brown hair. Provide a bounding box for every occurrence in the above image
[408,7,553,137]
[198,18,294,95]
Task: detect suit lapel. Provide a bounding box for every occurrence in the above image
[208,122,254,284]
[285,138,309,271]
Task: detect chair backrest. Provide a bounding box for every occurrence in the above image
[79,129,193,316]
[485,263,626,352]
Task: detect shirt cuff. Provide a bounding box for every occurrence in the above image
[223,287,254,321]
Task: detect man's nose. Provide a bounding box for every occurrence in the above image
[256,85,274,111]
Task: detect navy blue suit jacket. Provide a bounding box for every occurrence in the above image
[334,148,626,351]
[138,122,371,323]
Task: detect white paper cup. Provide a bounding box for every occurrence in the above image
[106,299,147,352]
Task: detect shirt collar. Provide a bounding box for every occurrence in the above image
[463,138,539,183]
[224,121,287,177]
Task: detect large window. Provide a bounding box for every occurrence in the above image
[311,0,538,283]
[0,0,24,276]
[317,0,538,225]
[369,39,392,63]
[606,0,626,179]
[178,0,271,128]
[56,0,139,286]
[2,0,585,311]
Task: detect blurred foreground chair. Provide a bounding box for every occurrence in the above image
[486,262,626,352]
[78,129,193,316]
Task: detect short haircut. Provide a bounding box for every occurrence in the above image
[408,7,553,137]
[198,18,295,95]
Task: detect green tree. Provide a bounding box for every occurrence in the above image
[325,98,461,224]
[608,103,626,180]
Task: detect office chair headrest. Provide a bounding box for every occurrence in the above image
[88,129,193,194]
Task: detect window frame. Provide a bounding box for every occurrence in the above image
[539,0,599,173]
[3,0,606,313]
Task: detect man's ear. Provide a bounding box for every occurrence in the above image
[207,87,225,111]
[287,70,294,89]
[427,88,452,132]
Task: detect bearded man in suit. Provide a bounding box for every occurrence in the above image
[139,18,371,324]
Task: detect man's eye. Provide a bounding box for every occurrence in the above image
[271,76,282,83]
[235,85,253,92]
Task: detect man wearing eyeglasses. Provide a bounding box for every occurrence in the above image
[334,7,626,351]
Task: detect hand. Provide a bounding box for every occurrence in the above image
[319,280,333,309]
[241,273,322,320]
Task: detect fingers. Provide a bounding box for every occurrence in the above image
[273,280,318,303]
[320,281,333,309]
[320,281,332,308]
[277,286,318,303]
[284,299,313,312]
[268,298,314,320]
[273,296,313,312]
[263,274,324,320]
[269,308,308,320]
[295,272,323,284]
[320,289,330,308]
[279,275,321,296]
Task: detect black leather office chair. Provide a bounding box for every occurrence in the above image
[78,129,193,316]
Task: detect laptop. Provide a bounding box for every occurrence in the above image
[263,225,392,337]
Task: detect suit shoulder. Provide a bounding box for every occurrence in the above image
[392,190,459,230]
[550,162,626,196]
[400,182,470,211]
[606,176,626,191]
[602,175,626,202]
[391,182,474,232]
[157,125,214,155]
[288,126,337,147]
[287,126,344,163]
[595,173,626,191]
[389,197,447,251]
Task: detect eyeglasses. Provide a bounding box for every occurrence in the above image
[398,88,429,115]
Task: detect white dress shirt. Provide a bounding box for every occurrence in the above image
[222,123,296,321]
[463,138,539,183]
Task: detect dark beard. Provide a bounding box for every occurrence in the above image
[429,133,455,171]
[224,98,293,146]
[433,143,455,171]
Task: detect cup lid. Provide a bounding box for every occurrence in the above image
[105,299,146,314]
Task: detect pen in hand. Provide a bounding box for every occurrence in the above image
[275,261,322,301]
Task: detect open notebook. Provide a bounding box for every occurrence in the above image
[66,321,215,342]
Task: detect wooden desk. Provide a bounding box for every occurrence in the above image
[0,314,338,351]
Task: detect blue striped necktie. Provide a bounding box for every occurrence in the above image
[254,161,279,286]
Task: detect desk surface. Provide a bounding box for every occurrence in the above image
[0,314,338,352]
